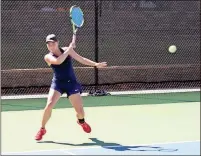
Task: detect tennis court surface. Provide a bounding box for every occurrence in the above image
[2,89,200,155]
[2,1,200,155]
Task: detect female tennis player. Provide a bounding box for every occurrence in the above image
[35,34,107,141]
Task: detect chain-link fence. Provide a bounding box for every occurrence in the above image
[2,1,200,96]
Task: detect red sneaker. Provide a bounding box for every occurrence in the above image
[77,121,91,133]
[35,128,46,141]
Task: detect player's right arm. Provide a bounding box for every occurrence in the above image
[44,44,74,65]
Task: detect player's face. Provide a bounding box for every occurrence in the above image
[46,41,59,52]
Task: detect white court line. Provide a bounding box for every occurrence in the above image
[2,140,200,155]
[59,149,76,155]
[1,88,200,100]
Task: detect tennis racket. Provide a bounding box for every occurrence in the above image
[69,5,84,35]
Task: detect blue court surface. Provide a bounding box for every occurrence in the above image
[3,140,200,155]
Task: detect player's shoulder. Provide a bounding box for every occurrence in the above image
[44,52,53,58]
[44,53,52,66]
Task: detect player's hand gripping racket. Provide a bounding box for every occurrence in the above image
[69,5,84,35]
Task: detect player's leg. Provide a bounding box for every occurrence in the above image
[69,92,91,133]
[69,92,85,119]
[42,88,61,128]
[35,88,61,140]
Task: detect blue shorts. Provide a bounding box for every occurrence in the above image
[50,80,82,97]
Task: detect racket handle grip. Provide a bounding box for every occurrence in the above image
[72,34,76,42]
[71,34,76,48]
[73,28,78,35]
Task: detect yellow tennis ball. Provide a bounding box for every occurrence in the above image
[168,45,177,53]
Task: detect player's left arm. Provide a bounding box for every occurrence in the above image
[62,47,107,68]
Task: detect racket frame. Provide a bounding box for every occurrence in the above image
[69,5,84,35]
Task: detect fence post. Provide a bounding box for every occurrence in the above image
[89,0,109,96]
[94,0,99,91]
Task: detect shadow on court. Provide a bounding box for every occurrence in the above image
[38,137,178,152]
